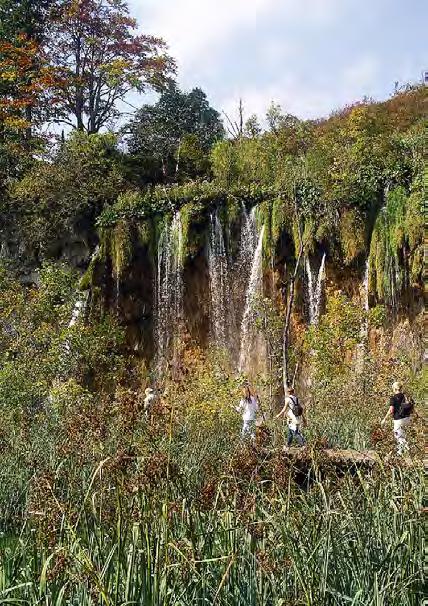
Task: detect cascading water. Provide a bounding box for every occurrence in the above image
[208,211,230,348]
[356,258,371,373]
[306,253,326,325]
[68,293,89,328]
[239,224,265,373]
[155,211,184,365]
[361,258,370,337]
[63,291,89,358]
[238,204,257,273]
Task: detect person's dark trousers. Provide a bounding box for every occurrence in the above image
[287,427,306,447]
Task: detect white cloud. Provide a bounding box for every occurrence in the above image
[134,0,275,71]
[343,56,380,94]
[132,0,342,71]
[221,76,341,125]
[129,0,389,122]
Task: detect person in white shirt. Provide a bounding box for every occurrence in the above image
[236,386,259,440]
[143,387,156,418]
[275,386,306,447]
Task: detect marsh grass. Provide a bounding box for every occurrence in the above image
[0,456,423,606]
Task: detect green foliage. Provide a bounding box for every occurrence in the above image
[369,182,422,302]
[7,131,125,254]
[210,87,426,271]
[211,140,238,186]
[110,220,133,281]
[0,261,125,524]
[306,290,362,381]
[126,85,223,182]
[369,305,387,328]
[339,208,366,265]
[97,181,277,227]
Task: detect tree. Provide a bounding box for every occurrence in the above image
[0,1,59,165]
[0,0,54,41]
[244,114,262,138]
[126,85,224,182]
[7,131,125,256]
[0,35,60,197]
[47,0,176,133]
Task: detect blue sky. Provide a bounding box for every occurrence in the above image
[129,0,427,123]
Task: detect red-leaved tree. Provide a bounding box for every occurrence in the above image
[47,0,176,133]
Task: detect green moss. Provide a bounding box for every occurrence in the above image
[226,196,241,226]
[271,197,287,247]
[255,200,272,265]
[180,200,208,260]
[79,263,95,291]
[302,217,316,255]
[410,245,423,285]
[339,208,366,265]
[111,221,133,280]
[368,185,422,302]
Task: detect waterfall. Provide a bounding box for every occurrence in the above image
[208,211,230,348]
[155,211,184,365]
[238,204,257,273]
[362,259,369,315]
[63,291,89,357]
[68,294,89,328]
[306,253,326,325]
[239,224,265,372]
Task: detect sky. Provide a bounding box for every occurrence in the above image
[128,0,427,125]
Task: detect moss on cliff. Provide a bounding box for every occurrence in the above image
[339,208,366,265]
[369,183,422,302]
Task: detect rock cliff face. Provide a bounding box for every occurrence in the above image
[87,192,423,372]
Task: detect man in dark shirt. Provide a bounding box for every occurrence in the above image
[381,381,412,454]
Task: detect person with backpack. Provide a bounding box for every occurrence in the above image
[236,385,259,441]
[381,381,415,455]
[143,386,157,418]
[275,386,306,447]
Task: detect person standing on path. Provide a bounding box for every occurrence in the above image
[275,386,306,447]
[381,381,415,455]
[143,387,157,418]
[236,386,259,441]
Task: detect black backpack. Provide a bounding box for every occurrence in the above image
[289,395,303,417]
[399,395,415,418]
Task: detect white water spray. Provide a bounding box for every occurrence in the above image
[236,204,257,280]
[306,253,326,325]
[68,294,89,328]
[155,211,184,365]
[208,211,230,348]
[239,224,265,372]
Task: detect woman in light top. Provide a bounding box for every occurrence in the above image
[275,386,306,447]
[381,381,415,454]
[236,386,259,441]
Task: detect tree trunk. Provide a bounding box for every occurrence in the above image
[282,191,303,393]
[175,139,182,179]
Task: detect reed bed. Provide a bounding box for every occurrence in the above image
[0,457,423,606]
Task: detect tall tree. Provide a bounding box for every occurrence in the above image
[47,0,176,133]
[126,85,224,181]
[0,0,57,143]
[0,0,54,41]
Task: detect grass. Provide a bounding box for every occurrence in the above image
[0,455,423,605]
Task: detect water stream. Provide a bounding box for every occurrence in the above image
[155,211,184,365]
[208,211,230,348]
[239,223,265,373]
[306,252,326,326]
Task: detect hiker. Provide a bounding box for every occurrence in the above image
[143,387,157,418]
[275,386,306,447]
[381,381,415,455]
[236,386,259,441]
